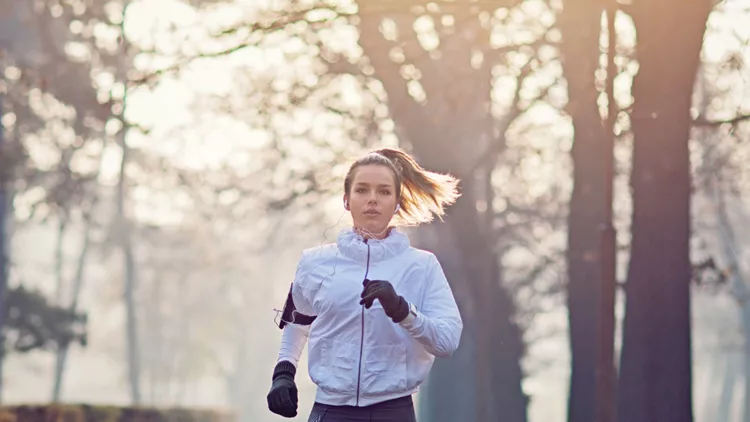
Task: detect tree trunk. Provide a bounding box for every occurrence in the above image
[54,220,67,304]
[558,3,611,421]
[712,172,750,422]
[744,313,750,422]
[717,355,738,422]
[353,4,531,420]
[446,182,526,422]
[122,199,141,406]
[116,119,141,405]
[0,91,7,403]
[51,219,67,402]
[699,357,721,422]
[618,3,711,421]
[52,211,94,401]
[147,273,163,405]
[414,175,527,422]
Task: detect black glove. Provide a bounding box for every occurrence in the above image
[360,279,410,323]
[267,361,298,418]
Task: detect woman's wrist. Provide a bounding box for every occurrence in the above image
[273,360,297,380]
[390,296,410,323]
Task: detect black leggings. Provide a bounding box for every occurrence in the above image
[307,396,417,422]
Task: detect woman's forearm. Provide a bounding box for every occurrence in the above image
[277,323,311,367]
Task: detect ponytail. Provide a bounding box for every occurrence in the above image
[343,147,461,226]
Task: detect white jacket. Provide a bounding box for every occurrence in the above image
[276,227,463,407]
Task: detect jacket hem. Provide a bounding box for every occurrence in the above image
[314,387,420,407]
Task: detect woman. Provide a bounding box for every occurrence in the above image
[267,148,464,422]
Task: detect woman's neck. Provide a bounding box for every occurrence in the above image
[354,226,391,240]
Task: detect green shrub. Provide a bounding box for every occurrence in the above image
[0,405,233,422]
[0,409,16,422]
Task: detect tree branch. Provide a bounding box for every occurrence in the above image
[128,6,346,86]
[355,8,435,144]
[471,62,559,174]
[693,113,750,127]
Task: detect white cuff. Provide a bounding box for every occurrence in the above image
[398,302,419,328]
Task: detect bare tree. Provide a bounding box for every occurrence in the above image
[146,3,572,421]
[0,0,108,400]
[557,1,612,420]
[617,1,713,421]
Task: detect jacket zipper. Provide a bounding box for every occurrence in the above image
[355,238,370,406]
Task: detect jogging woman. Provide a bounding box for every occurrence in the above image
[267,148,464,422]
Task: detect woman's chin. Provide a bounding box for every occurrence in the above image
[353,222,390,238]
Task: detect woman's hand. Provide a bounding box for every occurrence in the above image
[267,361,298,418]
[360,279,410,323]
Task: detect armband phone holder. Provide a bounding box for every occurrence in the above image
[277,283,317,329]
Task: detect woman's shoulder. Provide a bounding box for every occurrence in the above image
[293,244,338,284]
[402,246,440,267]
[299,243,339,264]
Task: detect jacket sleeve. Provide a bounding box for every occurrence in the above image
[290,251,316,317]
[276,252,316,368]
[398,254,463,358]
[277,324,311,368]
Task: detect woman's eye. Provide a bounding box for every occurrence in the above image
[380,190,391,195]
[356,188,367,193]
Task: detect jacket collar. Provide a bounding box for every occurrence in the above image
[336,227,410,263]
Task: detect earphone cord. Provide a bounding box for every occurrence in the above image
[353,225,392,240]
[345,200,401,240]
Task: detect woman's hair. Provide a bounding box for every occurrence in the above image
[343,147,461,226]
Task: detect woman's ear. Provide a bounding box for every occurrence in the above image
[343,195,350,210]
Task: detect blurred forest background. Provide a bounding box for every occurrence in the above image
[1,0,750,422]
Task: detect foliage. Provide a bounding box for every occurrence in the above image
[2,285,87,355]
[0,0,107,218]
[0,404,233,422]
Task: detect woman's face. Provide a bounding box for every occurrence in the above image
[345,164,398,238]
